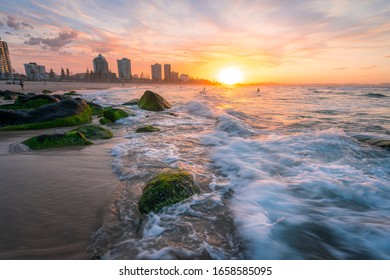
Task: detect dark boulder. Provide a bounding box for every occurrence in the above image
[0,98,91,129]
[138,90,171,111]
[16,94,60,108]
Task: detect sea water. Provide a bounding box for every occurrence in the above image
[83,85,390,259]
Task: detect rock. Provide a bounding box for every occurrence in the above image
[103,108,129,122]
[123,99,139,105]
[71,125,113,139]
[16,94,60,108]
[136,125,160,133]
[0,98,92,130]
[138,90,171,111]
[53,94,72,101]
[99,118,113,125]
[361,139,390,150]
[0,90,22,100]
[64,90,80,96]
[87,102,104,116]
[139,170,200,213]
[23,131,93,150]
[42,89,53,94]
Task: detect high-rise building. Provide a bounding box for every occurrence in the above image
[151,63,162,81]
[93,54,109,77]
[170,71,179,82]
[24,62,47,80]
[163,64,171,82]
[117,58,132,80]
[0,38,12,78]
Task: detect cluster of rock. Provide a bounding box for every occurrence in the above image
[1,89,199,215]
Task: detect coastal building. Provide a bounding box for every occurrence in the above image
[93,54,109,78]
[117,58,132,80]
[163,64,171,82]
[0,38,12,79]
[170,71,179,82]
[24,62,47,80]
[151,63,162,81]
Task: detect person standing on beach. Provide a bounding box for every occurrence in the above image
[20,80,24,90]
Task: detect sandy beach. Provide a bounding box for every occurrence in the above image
[0,80,127,94]
[0,80,141,259]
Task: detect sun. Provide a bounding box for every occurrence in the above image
[217,67,243,85]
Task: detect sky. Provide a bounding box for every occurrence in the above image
[1,0,390,84]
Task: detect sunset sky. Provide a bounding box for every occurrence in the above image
[1,0,390,84]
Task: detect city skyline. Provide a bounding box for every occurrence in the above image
[0,1,390,84]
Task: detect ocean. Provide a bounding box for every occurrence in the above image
[2,85,388,260]
[81,85,390,260]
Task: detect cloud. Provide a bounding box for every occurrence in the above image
[333,67,347,70]
[24,31,78,51]
[5,16,21,29]
[361,65,377,70]
[386,55,390,58]
[1,15,34,30]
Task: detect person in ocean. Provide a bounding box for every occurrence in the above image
[257,88,260,93]
[20,79,24,90]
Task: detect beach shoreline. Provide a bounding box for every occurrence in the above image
[0,81,127,94]
[0,126,122,259]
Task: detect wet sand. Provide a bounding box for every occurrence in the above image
[0,80,130,93]
[0,128,121,259]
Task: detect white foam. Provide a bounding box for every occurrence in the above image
[206,127,390,259]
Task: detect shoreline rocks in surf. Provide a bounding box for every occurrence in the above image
[138,90,171,111]
[139,170,201,214]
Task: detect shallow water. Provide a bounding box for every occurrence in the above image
[83,85,390,260]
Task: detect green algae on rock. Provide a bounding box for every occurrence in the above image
[23,131,93,150]
[139,170,200,214]
[71,125,113,139]
[123,99,139,106]
[0,99,92,130]
[103,107,129,122]
[99,118,113,125]
[138,90,171,111]
[42,89,53,94]
[136,125,160,133]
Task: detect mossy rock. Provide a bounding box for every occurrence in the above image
[136,125,160,133]
[23,131,93,150]
[0,99,92,130]
[138,90,171,111]
[99,118,113,125]
[64,91,80,96]
[12,94,59,109]
[42,89,53,94]
[123,99,139,105]
[71,125,113,139]
[2,94,14,100]
[103,108,129,122]
[87,102,104,116]
[139,170,200,213]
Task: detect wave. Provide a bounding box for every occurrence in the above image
[363,93,388,98]
[204,127,390,259]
